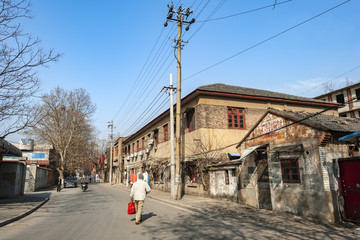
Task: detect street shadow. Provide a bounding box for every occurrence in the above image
[142,212,157,222]
[140,204,358,239]
[130,212,157,223]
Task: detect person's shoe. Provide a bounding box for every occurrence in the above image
[135,221,141,225]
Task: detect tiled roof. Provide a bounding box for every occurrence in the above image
[269,108,360,133]
[197,83,334,104]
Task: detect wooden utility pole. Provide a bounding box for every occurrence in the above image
[164,3,195,200]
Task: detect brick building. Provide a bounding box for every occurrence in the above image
[119,83,339,196]
[234,108,360,222]
[315,82,360,118]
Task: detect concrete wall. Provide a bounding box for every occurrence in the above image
[0,162,26,198]
[25,165,56,192]
[209,169,238,201]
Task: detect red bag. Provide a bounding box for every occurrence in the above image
[128,202,136,215]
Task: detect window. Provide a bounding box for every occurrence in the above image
[188,165,197,183]
[281,159,300,183]
[141,137,145,150]
[228,107,245,129]
[153,129,159,146]
[187,109,195,132]
[163,124,168,141]
[132,143,134,153]
[136,140,139,152]
[336,93,345,104]
[225,171,229,185]
[356,88,360,100]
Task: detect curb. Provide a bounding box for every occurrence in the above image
[0,198,50,228]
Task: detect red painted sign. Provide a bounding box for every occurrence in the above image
[260,118,284,136]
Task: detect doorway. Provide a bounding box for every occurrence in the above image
[338,158,360,221]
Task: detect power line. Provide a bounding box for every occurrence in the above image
[300,64,360,96]
[196,0,293,22]
[120,91,166,136]
[183,0,352,81]
[187,0,227,41]
[112,1,183,122]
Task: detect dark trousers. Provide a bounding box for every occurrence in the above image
[57,185,61,192]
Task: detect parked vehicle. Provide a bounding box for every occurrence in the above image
[81,182,88,192]
[64,176,78,188]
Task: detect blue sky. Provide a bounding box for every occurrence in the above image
[6,0,360,143]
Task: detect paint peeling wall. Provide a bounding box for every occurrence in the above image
[209,169,237,201]
[237,113,350,222]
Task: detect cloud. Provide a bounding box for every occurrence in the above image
[274,77,350,98]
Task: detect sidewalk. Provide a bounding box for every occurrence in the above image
[0,189,52,227]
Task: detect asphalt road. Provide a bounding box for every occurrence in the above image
[0,184,235,240]
[1,184,358,240]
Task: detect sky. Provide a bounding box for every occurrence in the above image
[5,0,360,144]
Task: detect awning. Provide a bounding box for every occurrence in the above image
[239,144,267,161]
[339,131,360,143]
[228,152,240,160]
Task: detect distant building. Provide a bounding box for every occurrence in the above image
[314,82,360,118]
[3,139,55,167]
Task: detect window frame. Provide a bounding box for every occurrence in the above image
[187,109,195,132]
[280,159,301,184]
[336,93,345,104]
[355,88,360,100]
[227,107,246,129]
[141,137,145,150]
[163,124,169,142]
[153,129,159,146]
[136,140,139,152]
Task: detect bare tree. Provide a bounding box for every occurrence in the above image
[188,136,227,191]
[0,0,60,138]
[30,87,96,179]
[322,80,336,93]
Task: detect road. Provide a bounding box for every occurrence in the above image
[0,184,358,240]
[0,184,236,240]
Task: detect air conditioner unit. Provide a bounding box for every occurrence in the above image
[130,154,134,158]
[126,156,130,160]
[134,152,138,157]
[139,150,143,156]
[145,148,150,154]
[147,139,154,146]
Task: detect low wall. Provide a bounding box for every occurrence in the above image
[0,162,26,198]
[26,165,56,192]
[35,167,56,190]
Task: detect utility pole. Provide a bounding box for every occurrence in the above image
[164,74,176,199]
[108,120,113,185]
[164,3,195,200]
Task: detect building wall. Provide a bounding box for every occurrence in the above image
[209,169,238,201]
[238,113,349,222]
[315,82,360,118]
[122,93,339,197]
[0,162,26,198]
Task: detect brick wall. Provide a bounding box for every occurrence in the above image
[195,104,266,131]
